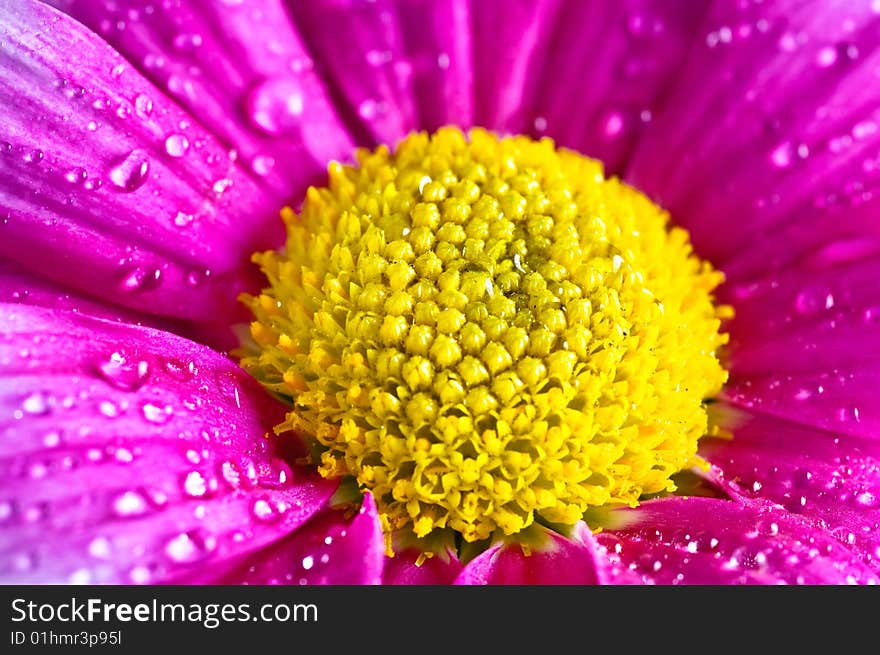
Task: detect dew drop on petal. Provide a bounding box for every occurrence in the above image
[112,490,150,517]
[164,133,190,158]
[109,149,150,192]
[251,154,275,176]
[97,352,150,390]
[129,565,152,584]
[245,77,305,136]
[142,402,172,424]
[22,392,50,415]
[164,532,207,563]
[88,536,112,559]
[182,471,207,498]
[174,211,195,227]
[64,167,87,185]
[172,32,203,51]
[68,568,92,585]
[134,93,153,118]
[770,142,793,168]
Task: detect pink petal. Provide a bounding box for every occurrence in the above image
[455,524,615,585]
[527,0,707,174]
[287,0,417,145]
[382,548,463,585]
[597,496,879,584]
[49,0,354,201]
[723,371,879,442]
[0,258,239,352]
[471,0,562,134]
[627,0,880,282]
[395,0,473,131]
[702,406,880,573]
[722,257,880,380]
[0,259,157,326]
[216,493,385,585]
[0,304,337,583]
[0,0,282,322]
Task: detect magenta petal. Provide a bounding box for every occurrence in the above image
[395,0,473,131]
[217,493,385,585]
[0,0,282,322]
[702,406,880,573]
[723,257,880,379]
[0,259,156,326]
[382,548,463,585]
[288,0,417,145]
[455,524,614,585]
[627,1,880,279]
[528,0,707,174]
[50,0,354,201]
[0,304,337,583]
[471,0,562,134]
[597,496,879,585]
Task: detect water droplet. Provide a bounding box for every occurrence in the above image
[212,178,233,194]
[64,167,87,184]
[118,266,162,293]
[816,46,838,67]
[770,142,793,168]
[42,431,61,448]
[164,532,208,563]
[172,32,203,51]
[603,111,624,138]
[302,555,315,570]
[185,269,210,287]
[164,133,189,158]
[365,49,392,66]
[358,99,381,120]
[183,471,208,497]
[129,565,152,584]
[22,149,44,165]
[109,149,150,192]
[69,568,92,584]
[22,392,50,415]
[97,352,150,391]
[251,154,275,176]
[112,490,150,517]
[99,400,120,418]
[88,536,112,559]
[114,447,134,463]
[855,492,878,509]
[142,402,172,424]
[864,306,880,325]
[173,211,195,227]
[29,462,48,479]
[13,552,35,572]
[794,287,834,315]
[220,461,242,489]
[252,497,285,522]
[246,77,305,136]
[134,93,153,118]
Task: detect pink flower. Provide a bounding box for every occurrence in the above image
[1,0,878,584]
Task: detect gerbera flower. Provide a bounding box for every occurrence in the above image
[1,0,878,585]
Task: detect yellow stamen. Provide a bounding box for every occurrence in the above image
[241,127,729,553]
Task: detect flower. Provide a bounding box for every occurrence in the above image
[0,0,878,585]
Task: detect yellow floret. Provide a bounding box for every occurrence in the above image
[240,127,729,553]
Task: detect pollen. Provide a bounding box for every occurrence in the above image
[241,127,729,553]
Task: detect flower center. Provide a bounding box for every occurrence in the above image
[241,127,728,554]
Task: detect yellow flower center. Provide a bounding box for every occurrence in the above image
[241,127,729,554]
